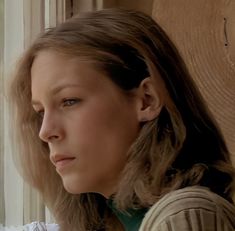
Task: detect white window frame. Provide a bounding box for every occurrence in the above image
[2,0,66,227]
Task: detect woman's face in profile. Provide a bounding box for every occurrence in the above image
[31,50,140,197]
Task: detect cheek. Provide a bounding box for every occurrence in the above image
[72,98,138,135]
[61,101,139,194]
[68,100,139,159]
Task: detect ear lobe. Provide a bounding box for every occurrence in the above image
[137,78,163,122]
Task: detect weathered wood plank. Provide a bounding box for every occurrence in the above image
[153,0,235,158]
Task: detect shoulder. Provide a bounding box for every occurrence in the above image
[139,186,235,231]
[23,222,59,231]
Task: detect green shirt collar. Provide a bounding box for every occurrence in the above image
[107,199,148,231]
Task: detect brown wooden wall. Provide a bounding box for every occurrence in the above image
[102,0,153,15]
[153,0,235,158]
[66,0,153,16]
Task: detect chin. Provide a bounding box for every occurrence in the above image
[62,180,93,194]
[62,183,110,198]
[61,179,81,194]
[63,183,83,194]
[61,176,114,196]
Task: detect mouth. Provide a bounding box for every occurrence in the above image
[51,154,76,171]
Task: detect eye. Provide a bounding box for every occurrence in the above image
[36,110,45,118]
[62,98,80,107]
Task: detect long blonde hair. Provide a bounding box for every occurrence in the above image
[8,8,235,231]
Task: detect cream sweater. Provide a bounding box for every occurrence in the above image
[7,186,235,230]
[139,186,235,231]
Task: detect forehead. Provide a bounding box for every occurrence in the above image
[30,50,124,99]
[31,50,90,77]
[31,50,99,87]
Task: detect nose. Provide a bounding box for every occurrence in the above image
[39,112,63,143]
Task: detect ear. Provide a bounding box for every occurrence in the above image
[136,77,163,122]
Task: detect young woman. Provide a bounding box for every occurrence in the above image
[8,8,235,231]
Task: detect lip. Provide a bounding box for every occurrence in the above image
[51,154,76,171]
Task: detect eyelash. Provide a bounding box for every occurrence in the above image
[62,98,80,107]
[34,98,80,118]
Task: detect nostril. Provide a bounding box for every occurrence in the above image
[48,135,60,141]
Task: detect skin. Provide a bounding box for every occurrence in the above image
[31,51,142,198]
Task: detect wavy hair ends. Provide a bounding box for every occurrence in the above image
[8,8,235,231]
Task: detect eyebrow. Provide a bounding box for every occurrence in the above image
[31,83,82,106]
[51,83,82,94]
